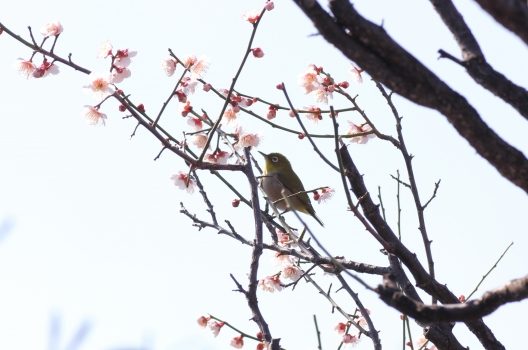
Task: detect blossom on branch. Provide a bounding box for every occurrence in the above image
[170,172,195,193]
[15,59,36,78]
[162,58,177,77]
[208,320,225,337]
[230,335,244,349]
[197,315,210,328]
[183,55,209,78]
[258,275,282,292]
[347,122,375,144]
[85,73,113,97]
[83,106,107,126]
[40,21,63,37]
[281,264,302,281]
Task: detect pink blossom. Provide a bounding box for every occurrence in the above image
[314,87,332,104]
[98,41,113,58]
[236,129,260,149]
[187,117,203,131]
[317,187,334,203]
[281,264,302,281]
[300,65,321,94]
[162,58,177,76]
[348,122,375,144]
[342,333,359,346]
[259,275,282,292]
[335,322,347,334]
[170,171,195,193]
[213,150,230,164]
[276,229,291,246]
[208,321,225,337]
[40,21,63,37]
[197,315,210,328]
[181,76,198,95]
[243,11,260,24]
[274,252,293,266]
[85,73,113,97]
[84,106,107,126]
[265,1,274,11]
[15,59,36,78]
[111,67,131,83]
[252,47,264,58]
[230,335,244,349]
[191,134,209,149]
[114,49,136,67]
[183,55,209,77]
[305,106,322,122]
[223,107,238,123]
[203,83,212,92]
[32,59,59,78]
[351,65,364,83]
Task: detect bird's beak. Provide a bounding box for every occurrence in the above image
[258,151,267,158]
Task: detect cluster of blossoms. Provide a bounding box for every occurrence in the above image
[83,42,137,125]
[16,21,63,79]
[300,64,348,104]
[258,229,304,293]
[335,310,371,348]
[197,315,269,349]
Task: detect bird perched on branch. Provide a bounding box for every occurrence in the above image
[259,152,323,226]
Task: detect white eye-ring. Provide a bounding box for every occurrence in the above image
[271,156,279,163]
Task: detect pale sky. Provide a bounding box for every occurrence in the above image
[1,1,527,349]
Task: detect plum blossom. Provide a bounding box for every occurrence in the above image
[351,65,364,83]
[265,1,274,11]
[162,58,177,76]
[111,66,131,83]
[230,335,244,349]
[85,73,113,97]
[170,171,195,193]
[114,48,136,67]
[223,107,239,123]
[335,322,347,334]
[281,264,302,281]
[348,122,375,144]
[40,21,63,37]
[235,128,260,149]
[208,321,225,337]
[15,59,36,78]
[187,117,203,131]
[300,65,321,94]
[258,275,282,292]
[342,333,359,346]
[274,251,293,266]
[84,106,107,125]
[191,134,209,149]
[181,76,198,95]
[197,315,210,328]
[98,41,113,58]
[316,187,334,203]
[36,59,59,78]
[243,10,260,24]
[205,150,230,164]
[304,106,322,122]
[183,55,209,77]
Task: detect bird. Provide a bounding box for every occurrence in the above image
[258,151,323,226]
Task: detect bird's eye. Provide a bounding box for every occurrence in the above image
[271,156,279,163]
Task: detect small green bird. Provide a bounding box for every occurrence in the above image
[259,152,323,226]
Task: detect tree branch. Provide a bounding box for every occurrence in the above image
[377,275,528,322]
[290,0,528,194]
